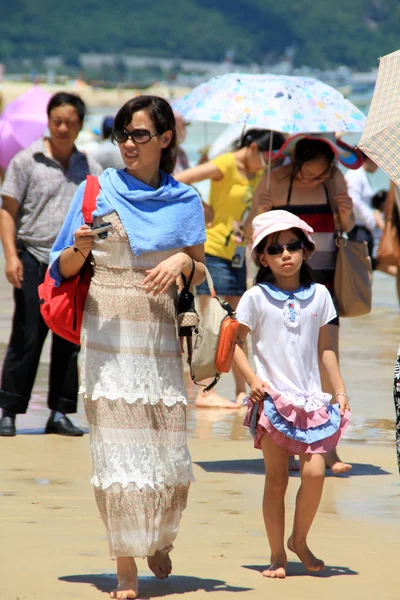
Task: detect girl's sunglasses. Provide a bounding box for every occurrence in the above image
[265,240,304,256]
[113,128,160,144]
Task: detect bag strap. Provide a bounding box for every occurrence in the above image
[82,175,101,225]
[181,258,196,289]
[324,176,343,236]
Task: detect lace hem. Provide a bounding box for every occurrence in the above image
[92,472,194,491]
[81,391,187,406]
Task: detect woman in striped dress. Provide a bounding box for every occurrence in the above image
[49,96,206,599]
[251,135,359,475]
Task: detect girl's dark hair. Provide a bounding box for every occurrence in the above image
[234,129,285,152]
[254,227,315,287]
[47,92,86,122]
[292,138,336,177]
[113,95,177,174]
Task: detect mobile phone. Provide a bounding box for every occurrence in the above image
[88,222,113,238]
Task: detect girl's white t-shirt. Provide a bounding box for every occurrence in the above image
[236,283,336,395]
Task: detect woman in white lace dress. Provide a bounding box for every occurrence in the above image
[49,96,206,599]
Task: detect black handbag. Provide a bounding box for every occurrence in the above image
[176,258,199,338]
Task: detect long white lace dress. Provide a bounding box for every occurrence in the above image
[80,211,193,558]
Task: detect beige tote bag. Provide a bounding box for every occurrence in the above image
[327,178,372,317]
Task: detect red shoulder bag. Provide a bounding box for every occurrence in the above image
[38,175,100,344]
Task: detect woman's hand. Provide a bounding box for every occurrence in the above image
[255,187,273,214]
[249,377,270,403]
[143,252,191,296]
[73,225,95,258]
[335,191,354,232]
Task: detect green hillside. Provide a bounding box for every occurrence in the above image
[0,0,399,69]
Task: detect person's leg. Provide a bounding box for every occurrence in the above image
[260,432,289,578]
[110,557,138,599]
[45,333,83,435]
[48,333,80,413]
[287,452,325,571]
[319,323,351,474]
[0,251,48,425]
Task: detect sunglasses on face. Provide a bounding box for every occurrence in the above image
[113,128,160,144]
[265,240,304,256]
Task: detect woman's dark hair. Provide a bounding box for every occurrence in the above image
[371,189,387,211]
[254,227,315,287]
[234,129,285,152]
[47,92,86,122]
[292,138,336,177]
[113,95,177,174]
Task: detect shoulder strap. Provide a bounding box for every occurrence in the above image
[286,170,295,205]
[82,175,100,225]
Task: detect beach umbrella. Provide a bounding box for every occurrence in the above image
[0,86,51,169]
[173,73,367,134]
[358,49,400,186]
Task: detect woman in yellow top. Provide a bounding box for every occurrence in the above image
[176,129,285,408]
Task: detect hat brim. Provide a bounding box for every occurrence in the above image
[251,221,316,264]
[273,134,364,170]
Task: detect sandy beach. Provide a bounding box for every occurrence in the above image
[0,250,400,598]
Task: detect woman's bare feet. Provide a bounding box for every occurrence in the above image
[324,449,352,475]
[262,553,287,579]
[110,557,138,599]
[195,390,242,409]
[287,536,325,572]
[147,549,172,579]
[235,391,247,407]
[329,461,352,474]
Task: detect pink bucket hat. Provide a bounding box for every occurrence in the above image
[251,210,316,263]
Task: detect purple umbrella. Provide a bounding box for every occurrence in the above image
[0,86,51,169]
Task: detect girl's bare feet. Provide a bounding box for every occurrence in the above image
[262,553,287,579]
[288,455,300,472]
[110,557,138,599]
[287,536,325,572]
[147,548,172,579]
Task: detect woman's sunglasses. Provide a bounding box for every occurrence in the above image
[113,128,160,144]
[265,240,304,256]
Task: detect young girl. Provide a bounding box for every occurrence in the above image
[234,210,350,579]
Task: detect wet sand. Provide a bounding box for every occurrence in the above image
[0,256,399,598]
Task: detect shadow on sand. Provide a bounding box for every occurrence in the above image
[59,573,252,597]
[15,427,89,435]
[195,458,391,477]
[243,562,358,578]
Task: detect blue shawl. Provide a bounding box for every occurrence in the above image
[49,168,206,284]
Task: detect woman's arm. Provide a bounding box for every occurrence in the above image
[142,243,206,295]
[242,171,274,239]
[58,225,95,279]
[234,324,270,402]
[174,161,223,185]
[318,324,349,415]
[332,170,355,233]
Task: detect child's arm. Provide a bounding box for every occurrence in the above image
[234,323,270,402]
[318,324,350,415]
